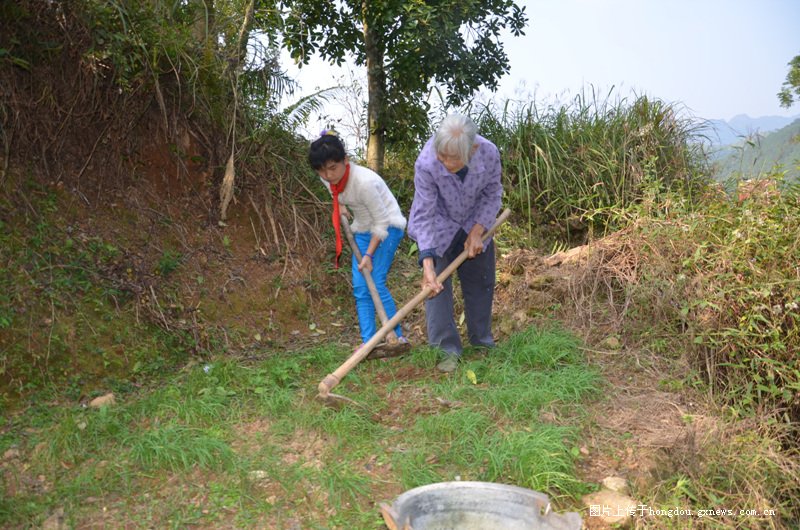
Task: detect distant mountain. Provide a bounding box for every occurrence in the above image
[727,114,798,133]
[701,113,800,148]
[711,118,800,183]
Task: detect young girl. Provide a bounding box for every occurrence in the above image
[308,131,408,348]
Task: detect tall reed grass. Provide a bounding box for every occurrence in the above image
[475,88,709,240]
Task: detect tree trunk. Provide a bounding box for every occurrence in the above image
[228,0,256,73]
[362,0,385,173]
[189,0,214,45]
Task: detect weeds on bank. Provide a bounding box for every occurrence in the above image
[596,174,799,427]
[573,172,800,527]
[474,89,708,241]
[0,181,193,406]
[0,325,599,528]
[649,421,800,530]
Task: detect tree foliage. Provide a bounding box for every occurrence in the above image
[69,0,292,122]
[778,54,800,108]
[1,0,307,208]
[278,0,527,170]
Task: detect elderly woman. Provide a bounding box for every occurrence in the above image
[407,114,504,372]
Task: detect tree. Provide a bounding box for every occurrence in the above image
[278,0,527,172]
[778,54,800,108]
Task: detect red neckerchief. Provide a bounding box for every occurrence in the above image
[330,163,350,268]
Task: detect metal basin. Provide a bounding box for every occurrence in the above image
[380,481,582,530]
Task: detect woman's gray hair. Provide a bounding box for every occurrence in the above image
[433,113,478,165]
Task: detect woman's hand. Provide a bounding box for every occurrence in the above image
[359,236,381,273]
[465,223,485,258]
[421,257,443,298]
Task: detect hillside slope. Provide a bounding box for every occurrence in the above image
[712,118,800,182]
[704,113,800,147]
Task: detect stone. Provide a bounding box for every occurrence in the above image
[582,489,639,526]
[248,470,269,481]
[89,393,115,408]
[601,336,621,350]
[527,275,553,289]
[601,476,630,495]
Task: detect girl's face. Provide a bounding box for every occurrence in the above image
[317,158,348,185]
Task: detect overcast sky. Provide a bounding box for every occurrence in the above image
[281,0,800,134]
[495,0,800,121]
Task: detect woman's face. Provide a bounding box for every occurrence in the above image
[436,144,477,174]
[317,158,348,185]
[436,150,466,174]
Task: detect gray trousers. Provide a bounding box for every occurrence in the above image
[424,232,496,356]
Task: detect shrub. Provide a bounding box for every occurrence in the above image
[577,172,800,432]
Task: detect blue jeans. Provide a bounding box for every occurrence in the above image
[352,226,404,343]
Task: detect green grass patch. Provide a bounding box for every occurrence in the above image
[0,325,598,527]
[128,425,234,472]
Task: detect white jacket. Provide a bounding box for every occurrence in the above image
[321,163,406,240]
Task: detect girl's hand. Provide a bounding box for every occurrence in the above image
[358,255,373,273]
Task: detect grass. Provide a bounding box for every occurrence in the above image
[0,325,599,528]
[642,421,798,529]
[588,172,800,424]
[473,89,709,244]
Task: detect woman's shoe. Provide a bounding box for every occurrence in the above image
[436,354,459,373]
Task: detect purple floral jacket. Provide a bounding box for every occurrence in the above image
[407,134,503,258]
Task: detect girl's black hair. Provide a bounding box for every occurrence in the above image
[308,133,346,170]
